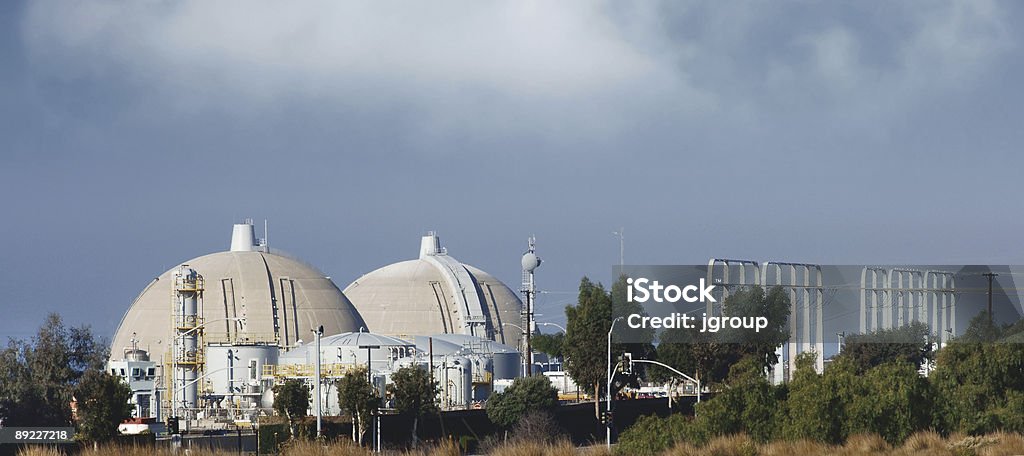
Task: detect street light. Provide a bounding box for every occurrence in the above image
[358,344,381,450]
[312,325,324,439]
[607,316,624,449]
[612,228,624,266]
[536,322,566,333]
[536,322,568,392]
[536,322,566,367]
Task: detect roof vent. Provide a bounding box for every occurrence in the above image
[419,231,444,258]
[230,220,257,252]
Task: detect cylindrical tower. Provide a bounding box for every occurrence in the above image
[172,266,204,423]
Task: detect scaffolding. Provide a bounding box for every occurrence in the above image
[167,266,206,426]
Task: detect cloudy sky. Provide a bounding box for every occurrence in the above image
[2,1,1022,340]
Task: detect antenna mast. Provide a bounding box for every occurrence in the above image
[521,236,541,376]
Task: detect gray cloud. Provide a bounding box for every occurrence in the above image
[22,1,1013,154]
[3,1,1023,339]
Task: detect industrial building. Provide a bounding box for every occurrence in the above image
[343,233,524,349]
[276,331,415,416]
[104,219,1021,437]
[107,223,529,431]
[111,221,367,356]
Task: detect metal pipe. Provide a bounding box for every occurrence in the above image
[313,325,323,439]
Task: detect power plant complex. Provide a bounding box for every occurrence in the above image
[108,221,536,431]
[107,221,1018,432]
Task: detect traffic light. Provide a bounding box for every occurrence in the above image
[600,410,614,425]
[621,352,633,374]
[167,417,180,435]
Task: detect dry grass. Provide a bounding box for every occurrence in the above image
[15,442,242,456]
[664,434,760,456]
[662,441,701,456]
[487,440,580,456]
[839,434,892,455]
[759,439,832,456]
[13,447,64,456]
[974,432,1024,456]
[642,431,1024,456]
[891,431,952,456]
[702,434,758,456]
[16,432,1024,455]
[278,438,371,456]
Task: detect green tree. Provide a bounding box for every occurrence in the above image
[782,353,932,445]
[273,379,309,438]
[73,369,133,443]
[336,367,378,446]
[691,356,781,443]
[999,317,1024,341]
[782,352,857,444]
[654,286,789,386]
[388,366,438,446]
[0,314,106,427]
[838,322,932,373]
[616,413,695,456]
[960,310,1001,342]
[486,375,558,428]
[564,277,614,417]
[846,361,933,445]
[530,333,564,359]
[931,340,1024,434]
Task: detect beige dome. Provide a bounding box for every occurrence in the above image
[343,234,523,348]
[111,225,366,361]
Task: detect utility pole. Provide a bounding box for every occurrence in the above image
[312,325,324,439]
[359,344,381,449]
[983,272,998,326]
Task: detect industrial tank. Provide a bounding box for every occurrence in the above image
[204,343,279,407]
[435,356,472,410]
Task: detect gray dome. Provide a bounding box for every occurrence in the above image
[413,334,519,355]
[111,229,366,361]
[343,234,523,348]
[279,331,415,366]
[320,331,413,348]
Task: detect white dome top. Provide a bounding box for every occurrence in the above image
[320,331,413,348]
[111,227,366,360]
[343,234,523,348]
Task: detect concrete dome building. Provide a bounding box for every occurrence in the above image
[110,221,367,361]
[344,233,523,348]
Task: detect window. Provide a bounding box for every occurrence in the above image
[147,367,156,377]
[131,368,141,378]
